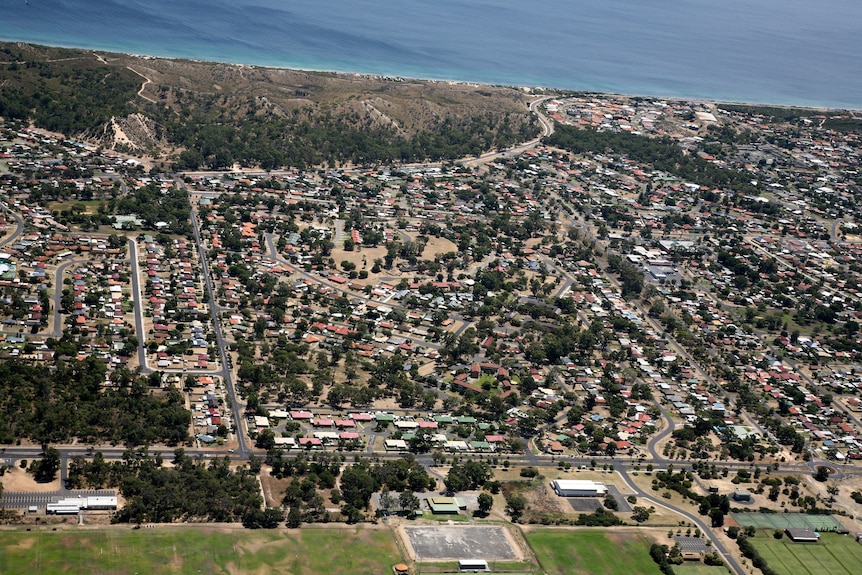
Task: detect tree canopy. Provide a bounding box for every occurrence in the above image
[0,359,190,446]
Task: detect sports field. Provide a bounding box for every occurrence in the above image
[525,529,663,575]
[731,513,842,531]
[0,525,403,575]
[750,531,862,575]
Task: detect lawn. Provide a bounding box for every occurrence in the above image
[675,564,731,575]
[0,525,403,575]
[48,200,107,214]
[750,531,862,575]
[526,529,663,575]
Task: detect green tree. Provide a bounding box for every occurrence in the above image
[286,506,302,528]
[399,491,421,515]
[256,429,276,450]
[243,507,284,529]
[340,463,379,509]
[379,489,395,515]
[632,506,653,523]
[477,492,493,515]
[31,447,61,483]
[505,492,527,521]
[814,466,830,482]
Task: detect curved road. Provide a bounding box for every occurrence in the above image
[0,98,821,575]
[615,470,746,575]
[460,96,555,169]
[50,259,90,337]
[0,202,25,247]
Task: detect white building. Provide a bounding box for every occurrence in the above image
[551,480,607,497]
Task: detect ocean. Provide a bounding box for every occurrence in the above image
[1,0,860,109]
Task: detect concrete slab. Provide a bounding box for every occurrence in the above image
[403,525,518,561]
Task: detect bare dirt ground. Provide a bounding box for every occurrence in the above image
[330,245,386,282]
[803,473,862,530]
[500,479,571,520]
[259,472,291,508]
[1,466,61,493]
[329,233,458,288]
[422,236,458,258]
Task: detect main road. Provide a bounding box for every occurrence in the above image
[127,238,151,372]
[189,207,250,456]
[3,426,858,575]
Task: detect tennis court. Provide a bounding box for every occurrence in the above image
[731,513,842,531]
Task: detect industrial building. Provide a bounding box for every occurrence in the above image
[550,480,607,497]
[46,496,118,514]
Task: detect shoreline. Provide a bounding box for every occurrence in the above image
[123,51,862,114]
[1,39,859,113]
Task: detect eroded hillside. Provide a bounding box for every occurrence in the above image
[0,42,543,169]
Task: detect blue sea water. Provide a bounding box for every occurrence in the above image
[1,0,860,109]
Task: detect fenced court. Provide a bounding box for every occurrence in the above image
[402,525,521,561]
[731,513,842,532]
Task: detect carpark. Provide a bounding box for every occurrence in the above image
[674,535,711,554]
[567,498,602,512]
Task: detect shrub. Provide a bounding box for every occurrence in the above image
[520,467,539,478]
[649,543,676,575]
[703,552,725,567]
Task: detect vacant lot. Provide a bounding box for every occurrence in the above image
[0,525,403,575]
[526,529,663,575]
[750,531,862,575]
